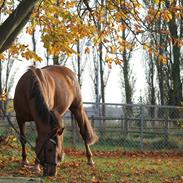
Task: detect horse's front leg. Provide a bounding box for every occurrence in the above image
[34,137,41,173]
[85,142,94,166]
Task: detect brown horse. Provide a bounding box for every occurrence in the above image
[14,65,98,176]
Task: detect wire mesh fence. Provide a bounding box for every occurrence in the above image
[0,102,183,152]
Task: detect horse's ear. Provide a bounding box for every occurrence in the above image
[57,127,64,136]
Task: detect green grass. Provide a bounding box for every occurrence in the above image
[0,136,183,182]
[44,154,183,183]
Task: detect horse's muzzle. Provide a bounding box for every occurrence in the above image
[43,165,57,176]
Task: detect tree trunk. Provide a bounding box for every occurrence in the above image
[77,40,81,87]
[32,29,36,66]
[53,55,59,65]
[168,20,182,105]
[122,30,132,104]
[0,0,39,53]
[166,1,182,105]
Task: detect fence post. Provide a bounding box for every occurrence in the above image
[164,117,169,146]
[120,115,123,136]
[140,105,144,150]
[123,111,128,137]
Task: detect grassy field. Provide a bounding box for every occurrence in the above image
[0,136,183,183]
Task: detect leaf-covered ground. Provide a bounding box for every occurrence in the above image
[0,136,183,183]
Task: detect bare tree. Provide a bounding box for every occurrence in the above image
[71,39,88,88]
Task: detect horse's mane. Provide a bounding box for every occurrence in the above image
[28,66,50,122]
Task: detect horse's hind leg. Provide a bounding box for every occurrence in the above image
[70,104,98,166]
[17,119,28,165]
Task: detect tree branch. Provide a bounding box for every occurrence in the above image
[0,0,39,53]
[0,0,6,12]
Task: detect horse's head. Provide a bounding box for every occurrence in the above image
[36,110,64,176]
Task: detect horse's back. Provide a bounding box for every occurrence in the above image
[42,65,82,111]
[42,66,78,85]
[14,65,82,120]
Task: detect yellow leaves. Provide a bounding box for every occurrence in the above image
[21,50,42,62]
[0,90,7,101]
[146,7,173,24]
[110,46,117,54]
[49,0,56,3]
[105,57,113,64]
[65,1,77,8]
[118,38,134,51]
[154,0,165,5]
[8,44,27,56]
[1,44,43,62]
[0,54,5,61]
[105,56,123,69]
[159,55,168,64]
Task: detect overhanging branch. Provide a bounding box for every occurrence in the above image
[0,0,39,53]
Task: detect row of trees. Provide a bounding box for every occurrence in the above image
[0,0,182,107]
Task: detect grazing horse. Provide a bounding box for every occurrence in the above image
[14,65,98,176]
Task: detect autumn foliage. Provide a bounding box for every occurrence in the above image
[0,0,182,105]
[0,0,182,64]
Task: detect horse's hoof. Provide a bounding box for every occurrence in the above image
[21,160,29,166]
[34,164,41,173]
[61,152,65,162]
[87,160,95,167]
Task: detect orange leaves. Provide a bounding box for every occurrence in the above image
[162,9,172,22]
[145,7,173,24]
[135,28,144,34]
[26,27,34,35]
[143,44,168,64]
[105,56,123,69]
[0,53,5,60]
[115,12,127,21]
[84,47,90,54]
[118,23,127,32]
